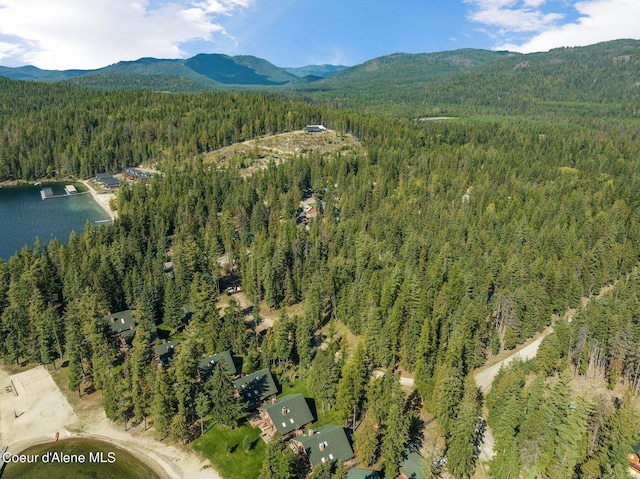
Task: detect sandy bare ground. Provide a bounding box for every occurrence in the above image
[0,365,219,479]
[81,180,117,221]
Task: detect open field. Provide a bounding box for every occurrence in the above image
[203,129,362,176]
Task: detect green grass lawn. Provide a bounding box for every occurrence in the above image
[280,375,344,428]
[192,421,265,479]
[192,373,344,479]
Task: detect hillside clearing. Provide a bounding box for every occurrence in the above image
[203,129,362,176]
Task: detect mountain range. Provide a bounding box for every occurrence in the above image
[0,53,346,90]
[0,40,639,110]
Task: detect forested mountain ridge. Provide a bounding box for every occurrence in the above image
[2,39,639,105]
[290,39,640,116]
[0,53,299,88]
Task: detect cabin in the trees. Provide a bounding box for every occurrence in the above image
[95,172,120,189]
[233,368,277,409]
[304,125,327,133]
[102,310,136,352]
[197,351,238,382]
[291,425,355,472]
[399,448,425,479]
[154,339,182,367]
[102,309,158,355]
[254,393,314,441]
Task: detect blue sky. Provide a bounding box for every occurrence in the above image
[0,0,638,69]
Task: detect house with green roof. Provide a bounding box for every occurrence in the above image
[154,339,182,367]
[257,393,314,440]
[399,448,425,479]
[291,425,354,471]
[102,309,158,354]
[198,351,238,382]
[347,469,381,479]
[233,368,277,408]
[103,309,139,353]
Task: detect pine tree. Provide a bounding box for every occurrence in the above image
[131,307,154,428]
[261,432,299,479]
[354,413,378,467]
[163,278,183,332]
[335,340,368,421]
[206,362,244,427]
[151,368,173,440]
[447,376,481,479]
[195,391,210,437]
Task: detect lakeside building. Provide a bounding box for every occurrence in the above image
[291,424,355,472]
[304,125,327,133]
[95,173,120,189]
[197,351,238,382]
[254,393,314,441]
[233,368,278,409]
[154,339,182,367]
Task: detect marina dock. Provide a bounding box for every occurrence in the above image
[41,187,88,200]
[40,187,53,199]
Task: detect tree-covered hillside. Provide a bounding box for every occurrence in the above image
[0,77,325,180]
[289,39,640,117]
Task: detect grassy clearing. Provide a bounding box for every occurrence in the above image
[192,421,265,479]
[280,375,344,428]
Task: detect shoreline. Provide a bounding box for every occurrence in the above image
[0,365,219,479]
[0,177,117,223]
[80,179,117,222]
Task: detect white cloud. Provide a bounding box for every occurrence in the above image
[466,0,564,33]
[0,0,253,69]
[466,0,640,53]
[500,0,640,52]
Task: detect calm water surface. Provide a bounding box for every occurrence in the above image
[0,183,110,260]
[2,438,162,479]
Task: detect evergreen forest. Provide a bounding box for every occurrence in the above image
[1,41,640,479]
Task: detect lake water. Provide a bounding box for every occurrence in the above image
[0,183,110,260]
[1,438,162,479]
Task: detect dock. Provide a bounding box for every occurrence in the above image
[41,187,88,200]
[40,187,53,200]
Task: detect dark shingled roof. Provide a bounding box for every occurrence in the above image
[261,394,314,436]
[198,351,238,381]
[296,425,354,467]
[233,368,277,406]
[154,339,182,367]
[102,309,158,345]
[103,310,136,341]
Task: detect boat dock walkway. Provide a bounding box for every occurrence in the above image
[41,188,89,200]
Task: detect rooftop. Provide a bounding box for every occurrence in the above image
[103,309,136,340]
[154,339,182,367]
[261,393,314,436]
[348,469,381,479]
[399,448,424,479]
[296,424,354,467]
[198,351,238,381]
[233,368,278,406]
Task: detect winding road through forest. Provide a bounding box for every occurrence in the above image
[472,282,616,464]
